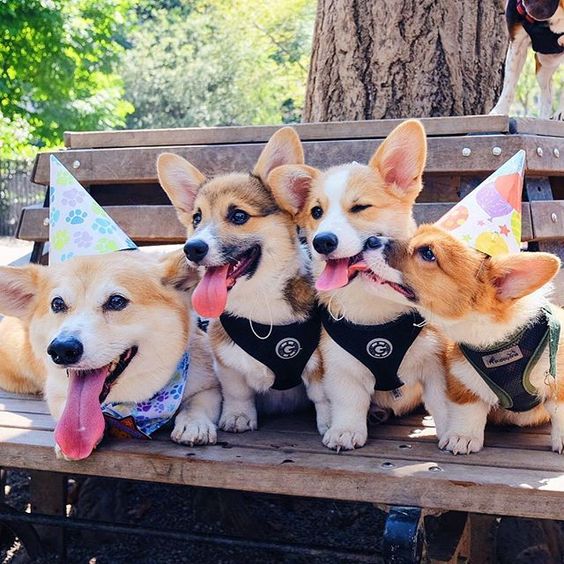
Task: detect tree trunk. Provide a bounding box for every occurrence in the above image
[304,0,508,121]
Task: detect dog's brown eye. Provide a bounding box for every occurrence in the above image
[192,211,202,227]
[230,209,249,225]
[418,246,436,262]
[311,206,323,219]
[104,295,129,312]
[351,204,371,213]
[51,297,67,314]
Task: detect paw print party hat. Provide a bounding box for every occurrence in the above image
[435,150,525,256]
[49,156,138,264]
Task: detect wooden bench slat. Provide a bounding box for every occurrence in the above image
[33,135,564,185]
[63,116,513,149]
[16,202,541,244]
[530,200,564,240]
[0,398,51,415]
[2,424,564,520]
[510,117,564,137]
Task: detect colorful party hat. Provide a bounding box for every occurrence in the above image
[49,156,137,264]
[436,150,525,256]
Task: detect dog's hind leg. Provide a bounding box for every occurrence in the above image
[536,53,559,118]
[490,28,530,115]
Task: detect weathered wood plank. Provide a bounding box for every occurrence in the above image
[0,398,51,415]
[530,200,564,240]
[2,426,564,520]
[510,117,564,137]
[33,135,564,185]
[16,202,539,243]
[64,116,511,149]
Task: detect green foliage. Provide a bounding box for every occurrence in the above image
[0,0,134,157]
[123,0,315,129]
[511,51,564,117]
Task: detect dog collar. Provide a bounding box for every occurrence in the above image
[459,305,560,412]
[101,352,189,438]
[219,309,322,390]
[320,307,425,393]
[516,0,537,23]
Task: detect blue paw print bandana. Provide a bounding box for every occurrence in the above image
[49,156,138,264]
[101,353,190,439]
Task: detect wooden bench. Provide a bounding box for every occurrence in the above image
[2,115,564,562]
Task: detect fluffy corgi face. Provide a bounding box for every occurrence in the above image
[367,224,561,323]
[157,127,304,318]
[268,120,427,293]
[0,251,198,459]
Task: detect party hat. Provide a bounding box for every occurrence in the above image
[436,150,525,256]
[49,156,137,264]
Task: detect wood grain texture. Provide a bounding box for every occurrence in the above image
[63,116,512,149]
[510,118,564,137]
[304,0,508,121]
[530,200,564,240]
[16,202,539,243]
[33,135,564,186]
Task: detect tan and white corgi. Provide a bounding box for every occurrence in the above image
[0,250,221,459]
[268,120,448,451]
[157,128,329,435]
[369,224,564,454]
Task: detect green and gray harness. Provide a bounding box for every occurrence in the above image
[459,306,560,412]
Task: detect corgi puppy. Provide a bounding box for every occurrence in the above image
[369,224,564,454]
[0,250,221,459]
[157,128,329,435]
[268,120,448,451]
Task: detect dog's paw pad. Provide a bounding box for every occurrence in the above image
[219,412,257,433]
[439,434,483,455]
[171,418,217,446]
[322,427,367,451]
[551,435,564,454]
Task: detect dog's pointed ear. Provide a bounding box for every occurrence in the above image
[253,127,304,184]
[268,165,319,217]
[490,252,561,301]
[157,153,206,216]
[160,250,200,292]
[369,120,427,201]
[0,265,42,318]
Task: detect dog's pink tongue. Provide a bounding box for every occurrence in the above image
[316,258,350,291]
[54,369,108,461]
[192,264,230,318]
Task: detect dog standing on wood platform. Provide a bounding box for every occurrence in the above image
[157,128,329,435]
[268,121,449,451]
[0,250,221,459]
[490,0,564,119]
[367,225,564,454]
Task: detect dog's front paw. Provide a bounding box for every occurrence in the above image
[551,109,564,121]
[322,426,367,451]
[439,433,483,455]
[171,415,217,446]
[551,433,564,454]
[219,411,257,433]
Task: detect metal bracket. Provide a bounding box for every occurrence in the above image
[382,506,423,563]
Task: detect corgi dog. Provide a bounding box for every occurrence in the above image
[268,120,448,451]
[157,128,329,435]
[0,250,221,459]
[490,0,564,120]
[368,224,564,454]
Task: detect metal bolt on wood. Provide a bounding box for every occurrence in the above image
[429,466,443,472]
[381,462,395,469]
[42,218,49,226]
[552,213,558,223]
[537,147,543,157]
[492,147,502,156]
[72,160,80,169]
[462,148,471,157]
[554,148,560,158]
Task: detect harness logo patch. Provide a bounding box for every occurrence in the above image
[366,338,393,359]
[482,345,524,369]
[276,338,301,360]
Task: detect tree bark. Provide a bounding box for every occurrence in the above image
[304,0,508,121]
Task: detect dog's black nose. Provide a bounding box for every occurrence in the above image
[184,239,209,262]
[47,337,84,366]
[313,232,338,255]
[364,236,383,250]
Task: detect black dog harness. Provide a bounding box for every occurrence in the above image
[321,308,425,392]
[220,309,322,390]
[460,306,561,412]
[510,0,564,54]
